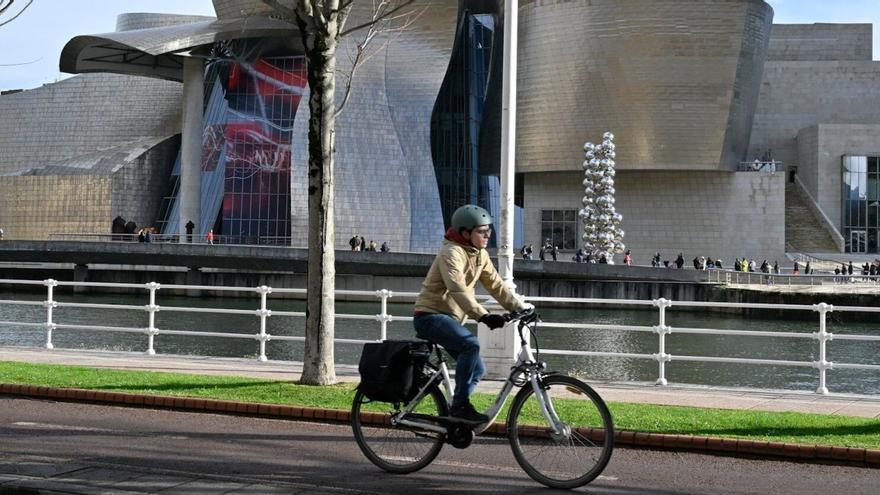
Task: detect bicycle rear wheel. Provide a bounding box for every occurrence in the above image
[351,384,448,474]
[507,374,614,489]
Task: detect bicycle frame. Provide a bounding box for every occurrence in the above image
[394,317,568,437]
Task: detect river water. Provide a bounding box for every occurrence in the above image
[0,291,877,395]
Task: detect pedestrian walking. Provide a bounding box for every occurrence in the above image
[623,250,632,266]
[349,235,360,251]
[206,229,214,245]
[185,220,195,244]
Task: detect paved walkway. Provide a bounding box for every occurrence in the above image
[2,346,878,418]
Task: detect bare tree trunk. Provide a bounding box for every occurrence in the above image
[260,0,415,385]
[300,26,338,385]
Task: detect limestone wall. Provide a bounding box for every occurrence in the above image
[767,24,872,62]
[797,124,880,231]
[524,170,786,265]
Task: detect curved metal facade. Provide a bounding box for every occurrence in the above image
[515,0,773,172]
[115,13,213,32]
[289,0,457,251]
[212,0,276,19]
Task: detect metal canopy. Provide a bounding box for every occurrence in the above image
[60,17,301,82]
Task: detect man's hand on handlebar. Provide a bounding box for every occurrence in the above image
[479,313,507,329]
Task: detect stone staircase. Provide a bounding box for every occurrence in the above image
[785,182,839,253]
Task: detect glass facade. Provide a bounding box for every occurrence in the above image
[842,155,880,253]
[159,47,306,244]
[541,210,579,250]
[431,12,500,246]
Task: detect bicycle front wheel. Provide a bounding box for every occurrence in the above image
[351,385,448,474]
[507,374,614,489]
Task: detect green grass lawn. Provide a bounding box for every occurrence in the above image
[1,361,877,449]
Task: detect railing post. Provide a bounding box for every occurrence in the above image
[255,285,272,362]
[812,302,834,395]
[375,289,393,341]
[652,297,673,386]
[145,282,161,355]
[43,279,57,349]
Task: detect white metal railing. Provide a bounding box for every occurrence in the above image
[0,278,878,395]
[706,269,880,286]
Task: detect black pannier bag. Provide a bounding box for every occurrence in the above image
[358,340,431,403]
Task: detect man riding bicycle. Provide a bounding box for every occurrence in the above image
[413,204,531,423]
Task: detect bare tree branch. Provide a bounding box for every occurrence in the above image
[335,0,424,117]
[339,0,417,37]
[0,55,41,66]
[0,0,33,28]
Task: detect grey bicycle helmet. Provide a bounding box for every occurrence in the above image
[451,204,493,232]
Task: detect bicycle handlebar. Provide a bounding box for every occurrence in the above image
[503,307,538,323]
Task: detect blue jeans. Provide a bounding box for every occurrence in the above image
[413,313,484,407]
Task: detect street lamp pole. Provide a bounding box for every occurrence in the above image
[498,0,518,289]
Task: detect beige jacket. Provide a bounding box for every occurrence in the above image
[414,238,526,323]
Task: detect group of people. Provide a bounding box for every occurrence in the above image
[137,227,157,243]
[651,252,689,269]
[520,242,633,265]
[733,258,781,274]
[520,240,559,261]
[647,252,787,274]
[833,261,880,278]
[349,235,390,253]
[749,149,778,173]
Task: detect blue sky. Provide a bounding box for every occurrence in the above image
[1,0,879,90]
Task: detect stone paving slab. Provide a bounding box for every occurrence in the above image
[1,346,879,418]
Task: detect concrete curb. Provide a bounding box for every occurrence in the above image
[2,383,878,469]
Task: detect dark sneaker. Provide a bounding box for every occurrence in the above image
[450,402,489,424]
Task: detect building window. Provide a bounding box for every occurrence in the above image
[540,210,578,250]
[842,155,880,253]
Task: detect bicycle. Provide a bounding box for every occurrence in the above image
[351,309,614,489]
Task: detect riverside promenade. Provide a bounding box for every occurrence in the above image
[2,346,879,418]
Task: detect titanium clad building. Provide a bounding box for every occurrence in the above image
[1,0,879,262]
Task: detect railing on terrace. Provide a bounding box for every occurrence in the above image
[48,233,297,246]
[0,278,878,395]
[737,160,784,173]
[706,269,880,287]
